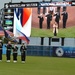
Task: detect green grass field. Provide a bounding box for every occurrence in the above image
[31,26,75,37]
[0,55,75,75]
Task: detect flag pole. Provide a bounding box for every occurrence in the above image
[11,0,12,3]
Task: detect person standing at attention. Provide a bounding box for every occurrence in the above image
[45,11,53,29]
[20,43,27,63]
[5,41,12,62]
[61,10,68,28]
[38,13,44,29]
[0,40,3,61]
[12,44,18,63]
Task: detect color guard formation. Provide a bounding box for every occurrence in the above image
[0,40,27,63]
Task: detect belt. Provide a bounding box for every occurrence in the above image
[7,49,11,50]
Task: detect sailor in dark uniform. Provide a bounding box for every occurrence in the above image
[61,11,68,28]
[20,43,27,63]
[45,11,52,29]
[54,12,60,29]
[0,40,3,61]
[38,13,44,29]
[5,41,12,62]
[12,44,18,63]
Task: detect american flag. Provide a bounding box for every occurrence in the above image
[0,25,18,43]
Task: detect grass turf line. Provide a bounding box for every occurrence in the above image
[0,55,75,75]
[31,26,75,37]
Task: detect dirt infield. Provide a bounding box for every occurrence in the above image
[32,6,75,29]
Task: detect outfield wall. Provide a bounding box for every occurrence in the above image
[29,37,75,47]
[27,46,75,57]
[2,44,75,58]
[2,37,75,57]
